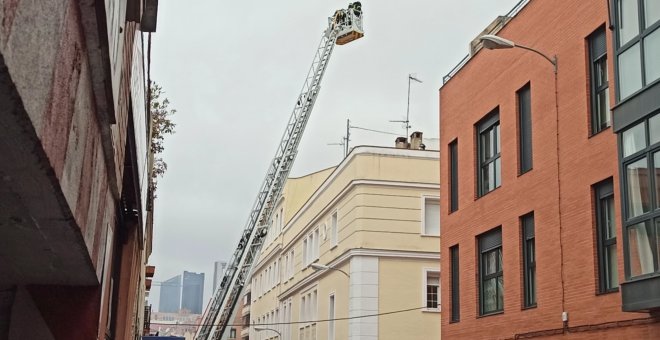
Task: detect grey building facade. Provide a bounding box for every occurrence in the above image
[182,271,204,314]
[159,275,182,313]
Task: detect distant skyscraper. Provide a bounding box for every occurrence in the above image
[159,275,181,313]
[213,261,228,291]
[182,271,204,314]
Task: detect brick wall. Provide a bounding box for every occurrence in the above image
[439,0,660,338]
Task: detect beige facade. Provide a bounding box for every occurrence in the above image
[249,146,440,340]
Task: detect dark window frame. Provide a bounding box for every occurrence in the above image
[588,26,611,134]
[449,139,459,212]
[595,179,619,293]
[521,213,536,308]
[517,83,533,174]
[479,228,503,316]
[476,109,501,197]
[450,245,460,322]
[619,113,660,280]
[612,0,660,102]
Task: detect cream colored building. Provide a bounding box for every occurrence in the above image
[248,146,440,340]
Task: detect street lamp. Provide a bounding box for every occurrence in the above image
[479,34,557,73]
[254,327,282,338]
[310,263,350,278]
[479,33,566,316]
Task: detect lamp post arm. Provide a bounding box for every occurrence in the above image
[329,267,350,278]
[515,44,557,73]
[254,327,282,337]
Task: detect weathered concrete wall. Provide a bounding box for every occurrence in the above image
[0,0,116,283]
[0,0,151,339]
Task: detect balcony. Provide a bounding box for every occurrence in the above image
[621,275,660,312]
[143,305,152,335]
[146,265,156,278]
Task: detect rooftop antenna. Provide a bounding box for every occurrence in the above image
[390,73,423,138]
[328,118,351,158]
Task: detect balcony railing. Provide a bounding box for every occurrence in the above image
[143,305,152,335]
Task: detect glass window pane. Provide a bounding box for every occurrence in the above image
[604,196,616,239]
[655,153,660,210]
[495,123,501,153]
[494,157,501,188]
[497,275,504,310]
[626,157,651,218]
[627,222,655,276]
[619,0,640,46]
[657,220,660,271]
[485,250,497,275]
[606,244,619,288]
[490,128,496,158]
[597,89,611,130]
[622,121,646,157]
[597,58,608,87]
[482,129,492,161]
[483,278,496,313]
[646,0,660,28]
[651,114,660,145]
[424,199,440,235]
[618,43,643,99]
[644,28,660,84]
[481,165,489,194]
[527,239,535,261]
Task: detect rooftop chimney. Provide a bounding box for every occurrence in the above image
[395,137,408,149]
[410,131,423,150]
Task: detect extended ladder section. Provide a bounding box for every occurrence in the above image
[194,4,363,340]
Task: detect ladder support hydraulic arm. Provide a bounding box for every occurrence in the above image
[194,4,363,340]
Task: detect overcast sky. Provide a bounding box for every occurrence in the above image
[147,0,522,312]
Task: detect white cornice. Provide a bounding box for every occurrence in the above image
[279,179,440,254]
[282,146,438,230]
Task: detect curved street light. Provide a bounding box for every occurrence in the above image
[254,326,282,338]
[310,263,350,278]
[479,34,557,73]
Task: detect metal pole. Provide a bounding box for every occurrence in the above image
[406,75,411,138]
[345,118,350,157]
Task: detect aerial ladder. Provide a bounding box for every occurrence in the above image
[194,4,364,340]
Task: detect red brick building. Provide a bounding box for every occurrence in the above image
[439,0,660,338]
[0,1,157,339]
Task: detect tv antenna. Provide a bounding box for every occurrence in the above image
[390,73,423,138]
[328,119,351,158]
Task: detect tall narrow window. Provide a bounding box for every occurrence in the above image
[313,228,320,260]
[589,27,611,133]
[303,238,308,265]
[477,110,501,197]
[331,211,338,246]
[595,179,618,292]
[449,139,459,212]
[423,197,440,236]
[521,213,536,308]
[328,294,335,340]
[518,84,533,173]
[450,245,460,322]
[425,271,440,310]
[479,228,503,315]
